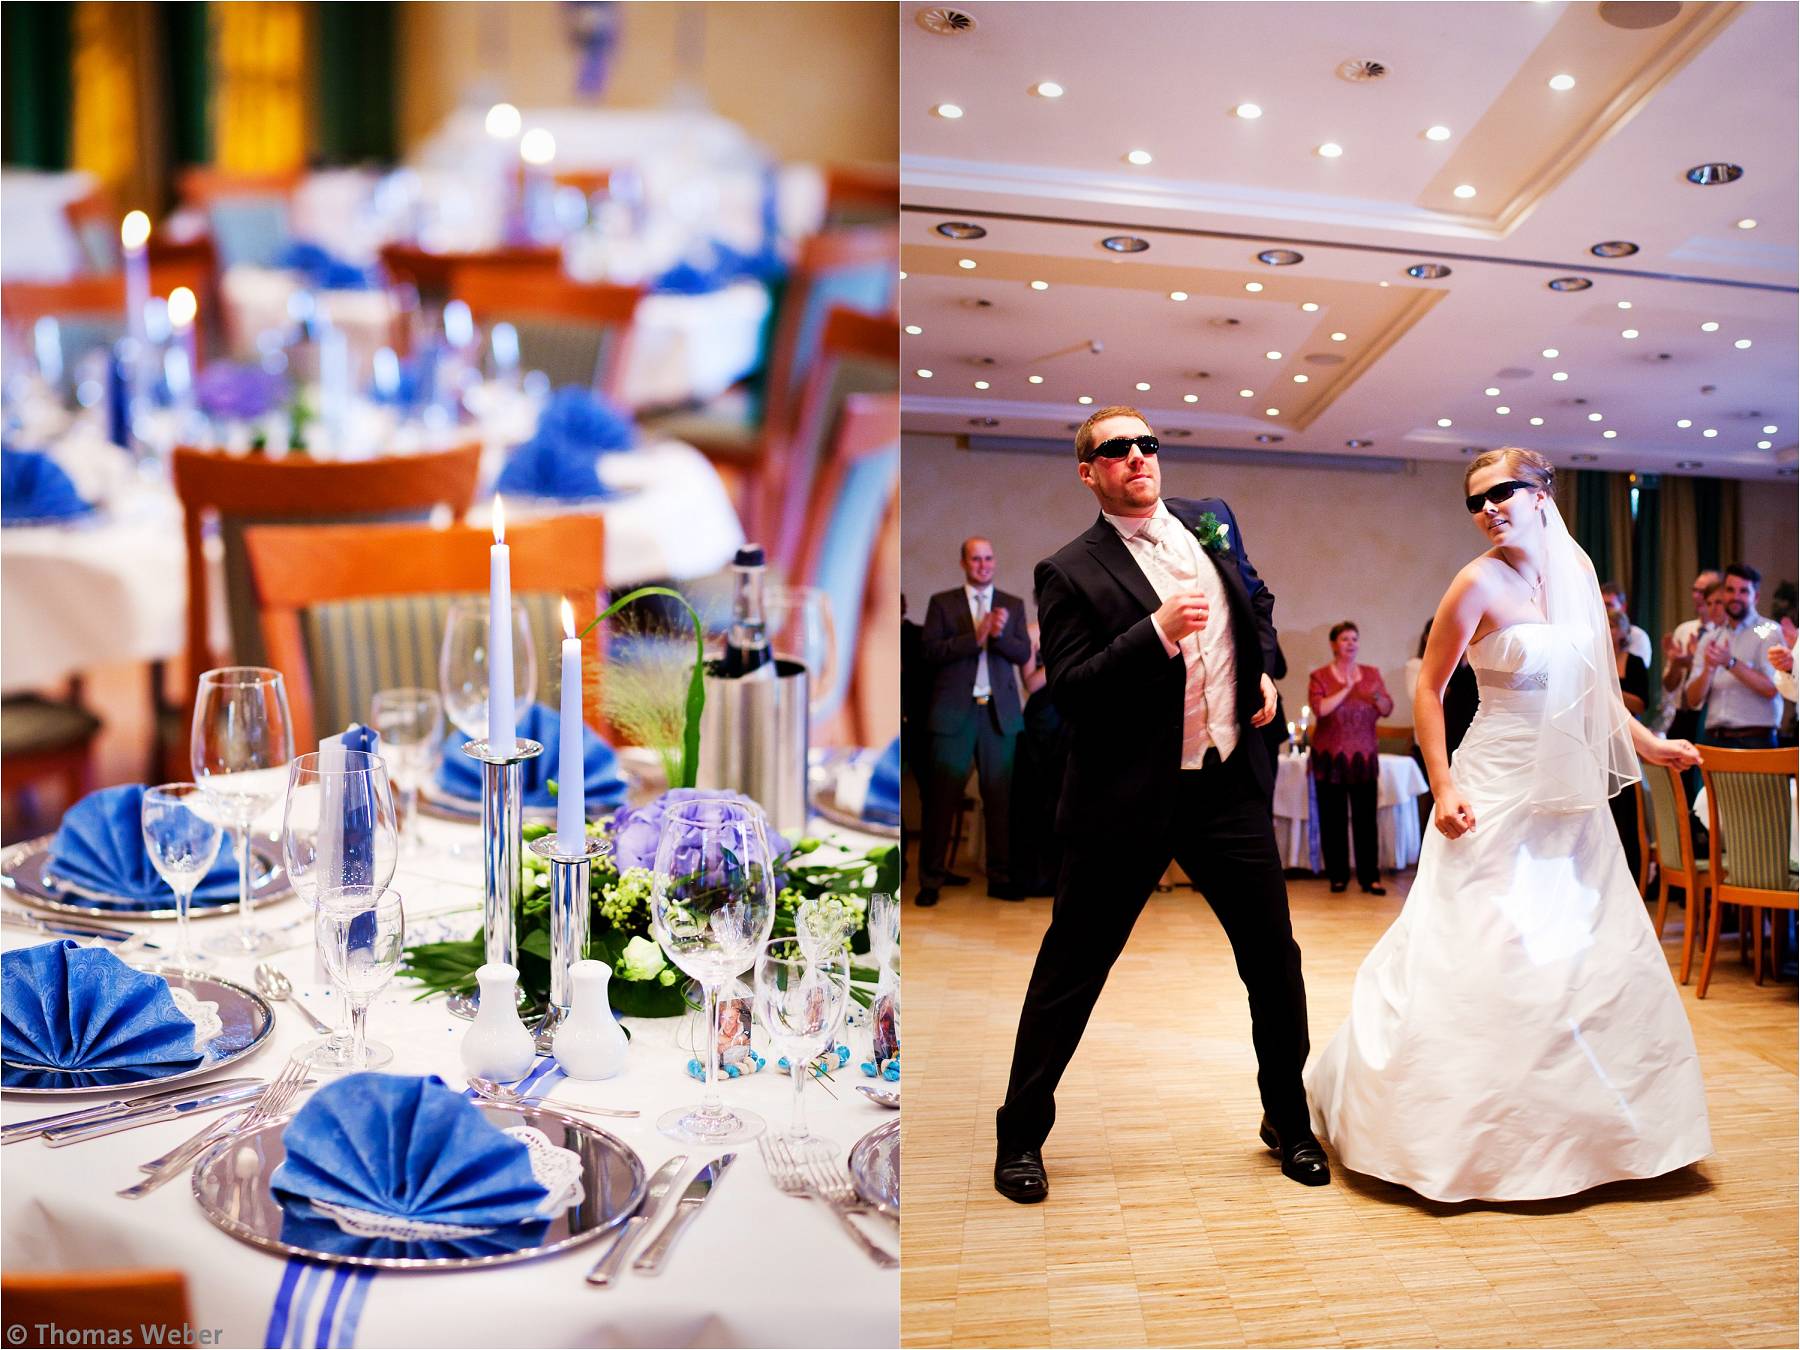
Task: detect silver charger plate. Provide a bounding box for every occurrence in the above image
[418,778,555,826]
[1,968,274,1095]
[1,834,292,921]
[192,1103,646,1270]
[848,1118,899,1219]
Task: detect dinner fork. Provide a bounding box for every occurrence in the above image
[802,1152,897,1227]
[757,1136,896,1267]
[119,1055,312,1199]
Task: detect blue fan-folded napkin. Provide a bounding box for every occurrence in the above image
[437,702,627,811]
[271,1074,549,1230]
[2,447,93,527]
[2,940,200,1070]
[494,387,634,501]
[49,784,239,906]
[278,240,380,291]
[865,738,902,826]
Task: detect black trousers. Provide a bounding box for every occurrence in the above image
[920,701,1016,888]
[995,748,1312,1152]
[1316,778,1380,888]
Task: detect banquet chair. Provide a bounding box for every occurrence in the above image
[242,516,605,749]
[378,244,562,309]
[3,1269,190,1346]
[1695,746,1798,998]
[822,164,901,227]
[176,167,303,270]
[1643,757,1710,983]
[1375,723,1415,756]
[0,685,102,843]
[450,266,643,403]
[1632,776,1656,900]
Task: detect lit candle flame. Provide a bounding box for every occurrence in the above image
[120,210,151,251]
[492,495,506,544]
[561,597,576,640]
[484,102,522,139]
[167,286,197,329]
[519,127,556,166]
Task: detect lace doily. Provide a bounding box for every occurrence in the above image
[169,988,223,1047]
[305,1126,584,1241]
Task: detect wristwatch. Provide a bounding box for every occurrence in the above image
[1727,656,1738,670]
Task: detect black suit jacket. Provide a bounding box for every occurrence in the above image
[1035,496,1277,836]
[921,586,1031,736]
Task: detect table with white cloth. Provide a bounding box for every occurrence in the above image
[0,812,897,1348]
[1270,750,1430,874]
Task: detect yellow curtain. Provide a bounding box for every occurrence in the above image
[1656,476,1702,654]
[212,2,308,174]
[71,3,161,211]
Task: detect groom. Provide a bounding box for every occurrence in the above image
[993,406,1327,1201]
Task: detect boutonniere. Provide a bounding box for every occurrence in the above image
[1191,512,1231,552]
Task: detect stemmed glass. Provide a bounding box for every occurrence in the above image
[439,598,538,741]
[314,886,405,1072]
[648,798,777,1144]
[369,687,443,851]
[140,783,225,971]
[191,667,294,957]
[765,585,837,729]
[755,937,850,1147]
[281,750,400,1070]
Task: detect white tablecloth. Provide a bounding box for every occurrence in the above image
[1271,751,1430,874]
[1,812,897,1347]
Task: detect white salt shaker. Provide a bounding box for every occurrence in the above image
[552,960,629,1080]
[459,963,537,1083]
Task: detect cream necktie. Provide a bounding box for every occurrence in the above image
[973,592,992,699]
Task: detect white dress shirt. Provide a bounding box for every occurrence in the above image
[1687,610,1784,729]
[1103,502,1238,767]
[964,583,993,699]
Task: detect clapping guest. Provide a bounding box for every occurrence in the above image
[1658,569,1722,738]
[1601,581,1652,665]
[1612,608,1650,716]
[1767,584,1797,745]
[1307,622,1394,896]
[1682,563,1784,748]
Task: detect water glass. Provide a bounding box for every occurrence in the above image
[191,666,293,957]
[140,783,225,971]
[755,937,849,1145]
[439,598,537,742]
[649,798,777,1144]
[315,886,405,1072]
[765,585,837,728]
[370,687,443,850]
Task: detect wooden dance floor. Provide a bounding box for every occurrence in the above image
[901,871,1797,1348]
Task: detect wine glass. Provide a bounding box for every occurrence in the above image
[281,750,400,1071]
[140,783,225,971]
[765,585,837,728]
[439,597,537,741]
[648,798,777,1144]
[314,886,405,1072]
[191,666,294,957]
[754,937,849,1147]
[369,687,443,852]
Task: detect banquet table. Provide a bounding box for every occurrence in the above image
[0,810,897,1349]
[1270,750,1430,874]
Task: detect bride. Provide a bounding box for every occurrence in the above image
[1305,447,1711,1203]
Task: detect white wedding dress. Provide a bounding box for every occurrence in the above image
[1305,623,1712,1202]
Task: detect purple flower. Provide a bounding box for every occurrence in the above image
[196,363,288,421]
[608,789,791,877]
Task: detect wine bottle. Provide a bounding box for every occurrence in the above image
[720,544,776,679]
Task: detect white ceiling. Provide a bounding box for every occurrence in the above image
[899,1,1799,481]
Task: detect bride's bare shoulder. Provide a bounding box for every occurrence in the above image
[1445,553,1506,601]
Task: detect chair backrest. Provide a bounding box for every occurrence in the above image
[2,241,219,368]
[451,265,643,402]
[767,305,899,578]
[3,1270,189,1342]
[793,390,899,744]
[822,164,900,227]
[1698,746,1798,898]
[379,244,561,306]
[169,444,484,690]
[1642,757,1691,874]
[243,516,605,749]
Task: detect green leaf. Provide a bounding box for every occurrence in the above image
[580,586,706,788]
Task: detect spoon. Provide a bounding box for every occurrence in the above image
[467,1076,639,1119]
[252,963,335,1036]
[856,1085,900,1109]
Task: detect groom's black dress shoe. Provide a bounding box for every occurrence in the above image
[994,1148,1048,1203]
[1359,883,1387,896]
[1328,881,1349,894]
[915,887,940,908]
[1259,1117,1331,1187]
[944,872,971,886]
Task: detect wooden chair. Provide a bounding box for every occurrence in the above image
[243,516,605,749]
[553,168,613,198]
[1,684,102,844]
[822,164,900,226]
[1643,757,1710,983]
[378,244,561,306]
[449,265,643,402]
[3,1269,190,1347]
[1632,776,1656,900]
[2,239,220,366]
[176,167,304,207]
[1695,746,1798,997]
[1375,723,1415,756]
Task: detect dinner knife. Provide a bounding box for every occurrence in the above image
[42,1081,270,1146]
[586,1154,687,1287]
[632,1154,736,1275]
[1,1076,261,1144]
[0,909,153,948]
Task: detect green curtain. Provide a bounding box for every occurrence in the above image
[2,3,73,169]
[1691,476,1742,570]
[1632,475,1663,699]
[317,2,396,164]
[160,1,210,169]
[1570,470,1612,581]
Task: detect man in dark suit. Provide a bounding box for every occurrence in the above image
[917,537,1032,906]
[993,406,1326,1203]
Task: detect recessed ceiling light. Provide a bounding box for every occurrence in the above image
[970,416,999,427]
[1102,235,1149,253]
[1542,348,1559,358]
[1258,249,1304,266]
[1301,302,1319,312]
[1379,281,1390,287]
[1602,430,1617,439]
[1677,460,1705,469]
[1028,375,1044,384]
[1030,280,1048,290]
[1571,454,1598,463]
[1293,374,1309,383]
[1496,406,1511,414]
[1587,413,1603,422]
[898,271,906,280]
[1077,395,1093,405]
[1238,388,1254,398]
[1548,73,1576,91]
[1437,418,1453,427]
[936,221,987,239]
[973,380,989,389]
[957,258,977,269]
[1265,407,1280,416]
[1676,419,1692,428]
[1035,81,1064,98]
[1589,241,1638,257]
[1617,301,1633,310]
[1530,417,1545,426]
[1758,439,1773,449]
[915,369,933,378]
[1330,331,1347,342]
[1762,424,1778,433]
[935,103,964,119]
[1183,393,1199,403]
[1346,438,1372,448]
[1685,162,1743,186]
[1485,387,1501,396]
[1265,351,1282,360]
[1135,381,1151,391]
[1548,277,1592,291]
[1255,433,1284,444]
[1452,184,1477,200]
[1125,149,1153,166]
[1734,338,1753,349]
[1622,329,1638,339]
[1244,281,1264,293]
[1736,218,1757,230]
[1424,125,1452,141]
[1701,321,1719,332]
[1702,429,1718,438]
[1317,143,1343,159]
[1552,371,1569,381]
[1407,262,1452,279]
[1235,103,1263,119]
[1169,291,1188,301]
[904,325,922,335]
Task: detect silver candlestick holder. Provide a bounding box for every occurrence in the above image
[447,736,543,1020]
[527,833,610,1051]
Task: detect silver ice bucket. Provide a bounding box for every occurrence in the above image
[696,658,809,837]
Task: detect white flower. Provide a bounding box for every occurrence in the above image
[1218,522,1230,538]
[617,936,667,981]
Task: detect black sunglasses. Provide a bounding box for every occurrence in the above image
[1087,434,1160,461]
[1465,479,1537,514]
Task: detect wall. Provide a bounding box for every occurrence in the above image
[397,2,897,166]
[1738,479,1799,601]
